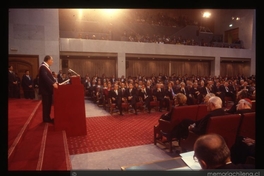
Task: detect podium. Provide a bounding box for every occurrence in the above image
[53,76,87,137]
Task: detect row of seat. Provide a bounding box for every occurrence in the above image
[154,104,255,153]
[154,104,208,152]
[180,111,255,152]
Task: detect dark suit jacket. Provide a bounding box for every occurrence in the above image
[192,108,228,135]
[164,87,176,100]
[125,88,138,101]
[153,88,165,100]
[139,87,152,101]
[200,86,212,97]
[8,71,16,87]
[110,89,122,104]
[38,64,56,95]
[22,75,34,91]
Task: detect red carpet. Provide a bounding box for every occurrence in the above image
[67,113,161,155]
[8,99,41,149]
[8,99,70,171]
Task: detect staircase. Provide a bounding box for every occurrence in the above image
[8,99,71,171]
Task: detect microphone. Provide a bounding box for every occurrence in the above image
[68,69,80,76]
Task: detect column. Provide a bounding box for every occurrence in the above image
[213,56,221,77]
[117,52,126,78]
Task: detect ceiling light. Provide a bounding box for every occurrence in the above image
[202,12,211,18]
[229,24,233,27]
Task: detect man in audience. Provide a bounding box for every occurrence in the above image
[171,96,227,139]
[230,98,255,165]
[153,83,166,112]
[110,84,123,115]
[193,133,255,169]
[139,83,153,113]
[226,89,250,114]
[125,82,138,115]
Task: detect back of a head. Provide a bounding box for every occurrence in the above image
[194,133,230,169]
[208,96,222,109]
[175,93,187,106]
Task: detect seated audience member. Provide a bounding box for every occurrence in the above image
[201,93,215,104]
[190,82,202,104]
[230,136,255,165]
[193,133,255,169]
[125,82,138,115]
[160,93,187,121]
[110,84,123,115]
[153,83,166,112]
[235,98,254,114]
[139,83,153,113]
[230,98,255,165]
[226,89,250,114]
[171,96,227,139]
[164,81,176,111]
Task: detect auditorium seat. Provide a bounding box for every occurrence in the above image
[196,104,208,121]
[237,112,255,139]
[149,96,160,112]
[180,113,242,152]
[154,105,199,152]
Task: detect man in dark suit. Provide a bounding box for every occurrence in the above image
[171,96,227,139]
[39,55,58,123]
[110,84,123,115]
[153,83,166,112]
[8,65,18,98]
[22,70,35,99]
[212,81,225,107]
[194,133,254,169]
[223,81,236,102]
[164,81,176,111]
[125,82,138,115]
[139,83,153,113]
[177,81,193,105]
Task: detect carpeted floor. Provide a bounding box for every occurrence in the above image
[67,112,161,155]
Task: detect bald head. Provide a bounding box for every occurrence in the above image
[194,133,230,169]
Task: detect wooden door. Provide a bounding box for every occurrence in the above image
[8,55,39,97]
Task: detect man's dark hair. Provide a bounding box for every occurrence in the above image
[44,55,52,62]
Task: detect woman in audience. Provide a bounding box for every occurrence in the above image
[159,93,187,121]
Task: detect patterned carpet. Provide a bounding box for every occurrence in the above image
[67,112,162,155]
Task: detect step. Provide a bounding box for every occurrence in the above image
[41,125,71,170]
[8,101,71,171]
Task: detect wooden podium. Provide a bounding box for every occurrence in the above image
[53,76,87,137]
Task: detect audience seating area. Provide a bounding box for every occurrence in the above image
[153,104,208,152]
[178,112,255,153]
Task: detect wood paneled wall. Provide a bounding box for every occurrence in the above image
[126,60,211,77]
[67,58,116,77]
[126,60,170,77]
[63,57,250,78]
[171,61,210,76]
[220,62,250,77]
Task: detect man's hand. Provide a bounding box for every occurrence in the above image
[53,83,58,89]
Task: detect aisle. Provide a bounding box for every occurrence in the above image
[70,99,179,170]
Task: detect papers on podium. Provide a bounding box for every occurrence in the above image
[58,79,70,85]
[180,151,202,170]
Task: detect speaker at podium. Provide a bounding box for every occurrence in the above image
[53,76,87,137]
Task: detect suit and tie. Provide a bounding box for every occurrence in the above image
[39,62,57,123]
